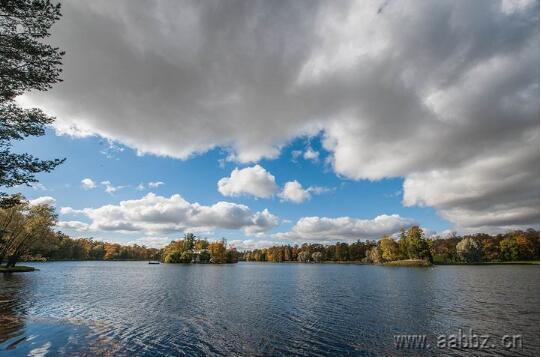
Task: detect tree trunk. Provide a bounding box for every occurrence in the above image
[6,254,19,267]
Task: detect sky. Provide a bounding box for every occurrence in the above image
[11,0,540,249]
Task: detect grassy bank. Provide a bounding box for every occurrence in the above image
[383,259,432,267]
[0,265,36,273]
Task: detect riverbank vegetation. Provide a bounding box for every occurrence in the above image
[0,199,160,267]
[241,226,539,265]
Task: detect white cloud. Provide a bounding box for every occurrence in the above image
[279,181,311,203]
[19,0,539,231]
[59,193,278,236]
[100,180,124,194]
[60,206,78,215]
[274,214,416,242]
[218,165,279,198]
[279,181,333,203]
[244,209,279,235]
[148,181,165,188]
[291,150,303,162]
[136,183,145,191]
[126,236,172,248]
[228,239,284,251]
[81,178,96,190]
[29,196,56,206]
[307,186,333,195]
[303,147,320,162]
[57,220,90,231]
[100,139,125,159]
[30,183,48,191]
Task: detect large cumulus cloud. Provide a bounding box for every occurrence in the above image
[274,214,416,242]
[59,193,279,235]
[21,0,539,231]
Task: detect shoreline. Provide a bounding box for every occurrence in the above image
[14,260,540,267]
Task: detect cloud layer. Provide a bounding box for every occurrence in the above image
[59,193,278,236]
[21,0,539,231]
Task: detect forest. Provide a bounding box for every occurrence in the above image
[241,226,540,264]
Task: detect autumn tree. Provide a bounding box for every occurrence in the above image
[208,239,227,264]
[297,251,310,262]
[0,200,56,266]
[1,0,66,206]
[194,239,209,250]
[379,236,399,262]
[366,246,382,264]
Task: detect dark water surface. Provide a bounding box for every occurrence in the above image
[0,262,538,356]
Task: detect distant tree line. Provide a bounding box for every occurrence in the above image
[431,229,539,263]
[241,226,539,264]
[28,232,161,262]
[0,198,159,266]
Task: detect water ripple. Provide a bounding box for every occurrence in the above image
[0,262,538,356]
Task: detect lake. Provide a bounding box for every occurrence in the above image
[0,262,538,356]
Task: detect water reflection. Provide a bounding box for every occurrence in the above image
[0,262,538,356]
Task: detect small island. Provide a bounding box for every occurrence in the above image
[161,234,239,264]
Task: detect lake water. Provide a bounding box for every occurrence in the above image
[0,262,538,356]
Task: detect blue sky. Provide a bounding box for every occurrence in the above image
[14,129,450,247]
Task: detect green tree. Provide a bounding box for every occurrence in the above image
[0,200,56,266]
[0,0,65,207]
[183,233,195,251]
[456,237,483,263]
[499,237,520,261]
[400,226,432,262]
[198,250,210,263]
[164,250,182,263]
